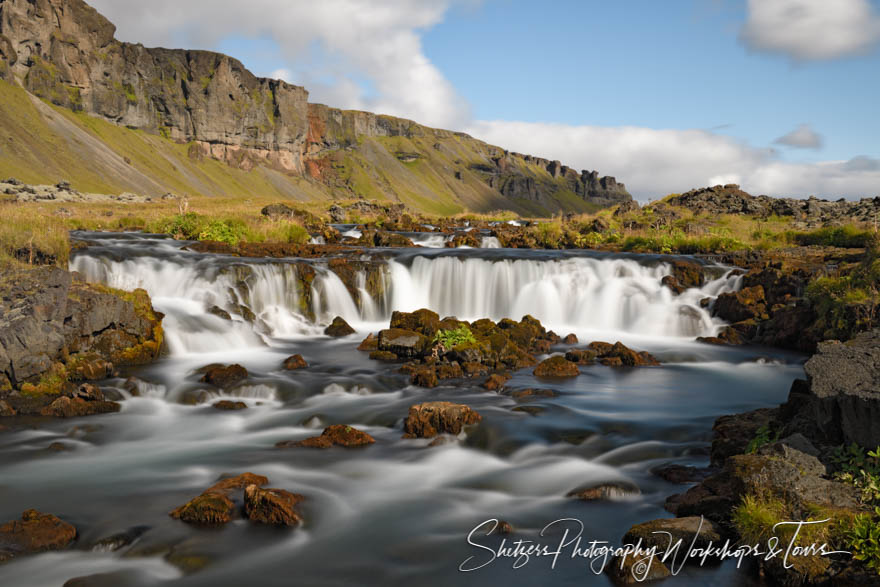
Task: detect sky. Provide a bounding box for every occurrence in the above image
[88,0,880,201]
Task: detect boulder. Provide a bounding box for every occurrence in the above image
[0,400,15,417]
[712,285,766,323]
[410,366,439,388]
[0,510,77,563]
[368,350,398,362]
[170,472,268,525]
[282,354,308,370]
[378,328,429,359]
[779,330,880,447]
[39,396,120,418]
[481,373,510,391]
[277,424,375,448]
[357,333,378,351]
[509,388,557,400]
[243,485,304,526]
[390,309,441,336]
[562,333,578,345]
[402,402,482,438]
[623,516,723,556]
[567,481,641,501]
[200,364,248,388]
[324,316,355,337]
[589,341,659,367]
[533,356,579,377]
[564,348,597,365]
[606,553,671,585]
[710,407,778,467]
[669,260,705,289]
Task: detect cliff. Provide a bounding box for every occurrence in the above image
[0,0,631,215]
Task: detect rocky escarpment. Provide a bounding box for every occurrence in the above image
[667,184,880,227]
[0,0,631,214]
[0,264,163,415]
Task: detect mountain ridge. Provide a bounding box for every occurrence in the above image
[0,0,632,215]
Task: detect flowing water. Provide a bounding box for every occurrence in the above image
[0,232,803,586]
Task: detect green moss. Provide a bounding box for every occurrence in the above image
[433,325,476,348]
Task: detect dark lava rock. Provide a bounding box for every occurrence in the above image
[710,407,778,467]
[277,424,375,449]
[779,329,880,447]
[212,400,247,411]
[243,484,304,526]
[403,402,482,439]
[533,356,579,378]
[0,509,77,563]
[567,481,640,501]
[282,354,308,370]
[199,364,248,388]
[324,316,355,337]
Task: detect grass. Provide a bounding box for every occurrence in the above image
[432,325,477,348]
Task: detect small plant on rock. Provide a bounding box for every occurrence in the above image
[745,424,779,454]
[432,325,476,349]
[832,444,880,505]
[842,507,880,575]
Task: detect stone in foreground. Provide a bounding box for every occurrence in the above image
[0,509,77,563]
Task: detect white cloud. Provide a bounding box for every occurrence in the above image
[740,0,880,60]
[774,123,823,149]
[87,0,471,129]
[466,120,880,201]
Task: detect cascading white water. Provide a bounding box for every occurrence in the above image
[410,233,450,248]
[72,241,740,355]
[480,236,501,248]
[386,256,737,337]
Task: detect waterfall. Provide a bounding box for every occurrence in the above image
[71,236,740,355]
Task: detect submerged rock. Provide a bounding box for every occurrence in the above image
[403,402,482,439]
[533,356,579,378]
[324,316,355,337]
[282,354,308,370]
[481,373,510,391]
[623,516,722,557]
[0,509,77,563]
[212,400,247,411]
[277,424,375,449]
[567,481,640,501]
[243,485,304,526]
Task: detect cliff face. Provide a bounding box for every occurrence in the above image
[0,0,631,214]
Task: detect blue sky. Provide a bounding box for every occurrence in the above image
[92,0,880,200]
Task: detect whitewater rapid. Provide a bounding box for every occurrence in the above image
[69,234,740,355]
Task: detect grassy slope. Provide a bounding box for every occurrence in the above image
[0,79,603,216]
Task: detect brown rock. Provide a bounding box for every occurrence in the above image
[324,316,355,337]
[170,472,269,525]
[369,350,399,362]
[0,510,77,561]
[357,333,378,351]
[389,309,441,336]
[482,373,511,391]
[669,260,705,289]
[565,348,597,365]
[74,383,105,401]
[607,553,671,585]
[562,333,578,344]
[243,484,304,526]
[567,481,640,501]
[600,356,624,367]
[403,401,482,438]
[200,364,248,388]
[378,328,429,358]
[212,400,247,411]
[623,516,722,555]
[39,396,120,418]
[169,492,235,525]
[588,341,615,356]
[533,356,579,377]
[0,399,15,417]
[713,285,767,323]
[282,354,308,370]
[279,424,375,449]
[410,366,439,388]
[651,464,712,484]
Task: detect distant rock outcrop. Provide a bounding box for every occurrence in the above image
[667,184,880,226]
[0,0,632,214]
